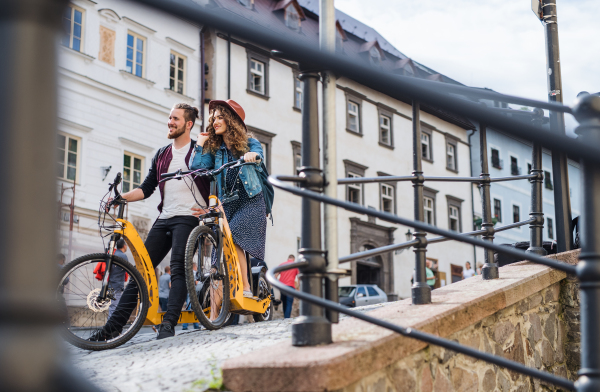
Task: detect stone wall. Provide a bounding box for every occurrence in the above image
[339,277,580,392]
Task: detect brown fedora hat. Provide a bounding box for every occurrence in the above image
[208,99,247,131]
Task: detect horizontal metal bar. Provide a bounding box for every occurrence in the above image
[274,175,307,183]
[338,174,536,185]
[339,239,419,263]
[494,218,536,232]
[490,174,536,182]
[270,176,577,275]
[135,0,600,165]
[266,267,575,391]
[337,176,415,184]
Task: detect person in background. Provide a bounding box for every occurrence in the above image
[476,262,483,276]
[158,266,171,312]
[108,239,129,318]
[426,259,436,288]
[462,261,475,279]
[182,262,201,330]
[275,255,299,318]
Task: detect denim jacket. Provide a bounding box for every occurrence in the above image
[190,138,264,199]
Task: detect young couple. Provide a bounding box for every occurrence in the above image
[92,99,266,341]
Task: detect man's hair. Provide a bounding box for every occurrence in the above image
[173,103,199,127]
[165,266,171,273]
[116,239,126,250]
[288,254,295,260]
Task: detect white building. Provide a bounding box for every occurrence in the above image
[58,0,477,300]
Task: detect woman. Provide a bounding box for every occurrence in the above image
[190,99,266,299]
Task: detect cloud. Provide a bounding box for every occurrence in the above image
[335,0,600,132]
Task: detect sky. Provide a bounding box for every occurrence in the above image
[334,0,600,132]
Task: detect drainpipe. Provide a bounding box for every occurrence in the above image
[227,33,231,99]
[319,0,339,323]
[200,26,206,130]
[468,128,477,269]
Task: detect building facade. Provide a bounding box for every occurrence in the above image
[58,0,488,300]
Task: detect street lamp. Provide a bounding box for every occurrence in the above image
[405,229,413,241]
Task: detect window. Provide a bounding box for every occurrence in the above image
[377,107,393,147]
[57,133,80,182]
[447,195,463,232]
[451,264,463,283]
[527,163,532,174]
[494,199,502,222]
[424,197,434,225]
[250,59,265,94]
[293,73,303,110]
[347,101,360,133]
[367,286,378,296]
[491,148,502,169]
[123,153,143,193]
[347,173,362,204]
[344,160,367,205]
[246,50,270,98]
[248,126,275,173]
[285,5,301,30]
[169,52,186,95]
[513,205,520,223]
[446,137,458,171]
[356,286,367,297]
[544,170,553,190]
[61,5,84,52]
[547,217,554,239]
[510,156,520,175]
[421,129,432,161]
[126,32,145,77]
[381,184,394,213]
[449,206,459,231]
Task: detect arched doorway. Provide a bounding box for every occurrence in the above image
[356,245,383,288]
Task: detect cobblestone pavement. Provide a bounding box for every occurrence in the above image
[70,303,393,392]
[70,319,295,392]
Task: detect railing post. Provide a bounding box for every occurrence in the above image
[411,101,431,304]
[526,141,547,256]
[572,94,600,392]
[292,69,332,346]
[479,124,498,279]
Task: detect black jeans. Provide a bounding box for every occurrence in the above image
[105,215,198,331]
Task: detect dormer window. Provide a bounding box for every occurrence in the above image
[335,20,348,53]
[238,0,254,9]
[285,5,301,30]
[369,46,381,66]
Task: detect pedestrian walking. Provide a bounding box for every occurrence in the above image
[275,255,299,318]
[108,239,129,318]
[425,259,436,288]
[159,266,171,312]
[462,261,475,279]
[182,262,200,330]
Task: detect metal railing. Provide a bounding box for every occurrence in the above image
[5,0,599,391]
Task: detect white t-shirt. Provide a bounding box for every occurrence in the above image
[159,142,205,219]
[462,268,476,279]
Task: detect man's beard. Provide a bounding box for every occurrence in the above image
[168,125,186,139]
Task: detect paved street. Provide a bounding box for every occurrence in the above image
[70,320,295,392]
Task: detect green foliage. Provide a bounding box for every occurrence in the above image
[185,357,225,392]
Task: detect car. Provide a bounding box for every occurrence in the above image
[338,284,388,307]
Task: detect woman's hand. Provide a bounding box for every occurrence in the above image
[197,132,210,147]
[243,152,259,163]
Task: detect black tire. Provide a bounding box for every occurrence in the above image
[57,253,149,351]
[185,225,230,330]
[252,270,273,322]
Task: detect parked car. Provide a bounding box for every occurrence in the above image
[339,285,388,307]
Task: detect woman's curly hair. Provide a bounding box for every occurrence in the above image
[203,105,250,158]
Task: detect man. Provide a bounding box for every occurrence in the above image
[181,262,200,330]
[275,255,299,319]
[462,261,475,279]
[158,266,171,312]
[108,239,129,318]
[90,103,209,341]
